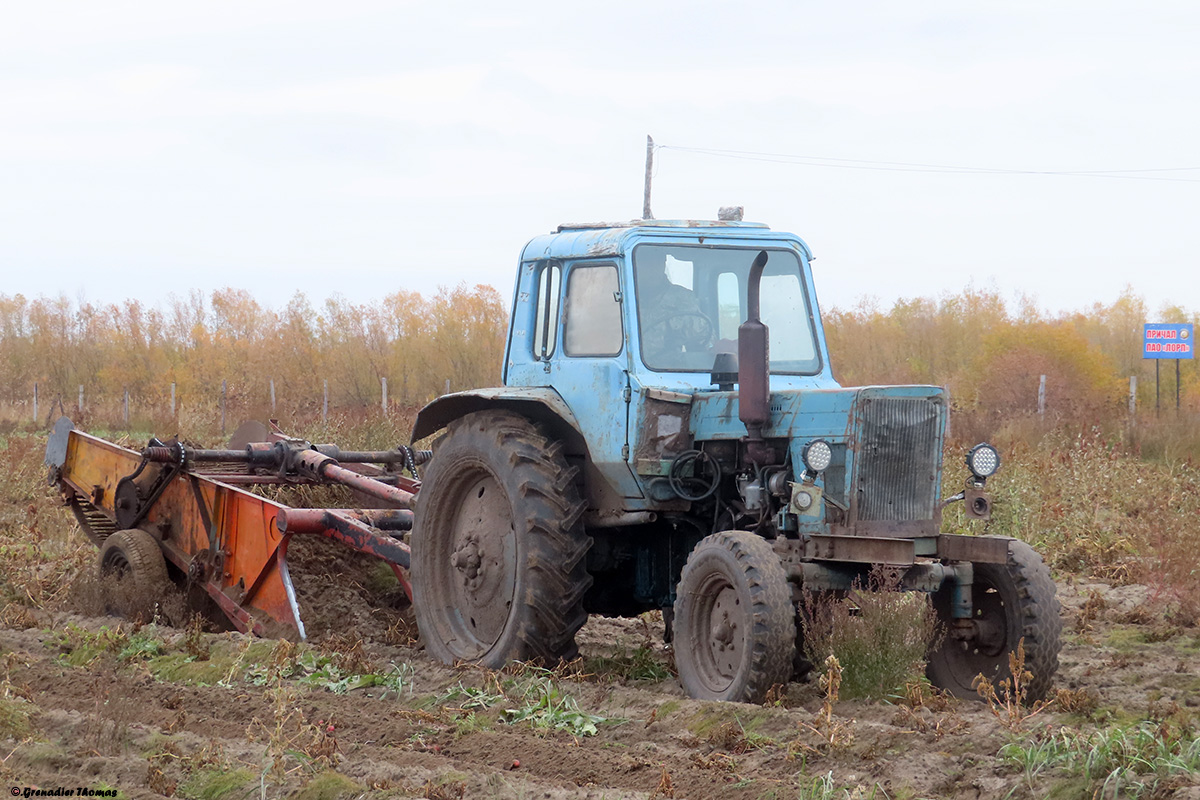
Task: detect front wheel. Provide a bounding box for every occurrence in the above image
[926,540,1062,701]
[673,531,795,703]
[411,411,592,667]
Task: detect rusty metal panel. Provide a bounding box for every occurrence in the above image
[937,534,1011,564]
[56,428,305,637]
[633,388,693,475]
[54,423,427,641]
[804,534,915,565]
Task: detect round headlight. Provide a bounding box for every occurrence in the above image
[967,443,1000,479]
[802,439,833,473]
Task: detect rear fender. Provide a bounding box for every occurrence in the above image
[412,388,586,453]
[412,388,627,515]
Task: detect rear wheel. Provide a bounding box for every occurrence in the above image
[97,528,169,623]
[673,531,795,703]
[412,411,592,667]
[926,540,1061,701]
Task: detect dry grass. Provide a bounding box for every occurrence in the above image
[0,432,90,610]
[943,424,1200,622]
[972,639,1054,731]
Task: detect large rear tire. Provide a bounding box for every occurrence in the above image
[97,528,169,623]
[673,531,795,703]
[926,540,1061,701]
[412,411,592,667]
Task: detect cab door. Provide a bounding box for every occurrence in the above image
[552,260,643,500]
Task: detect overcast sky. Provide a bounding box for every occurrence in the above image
[2,1,1197,318]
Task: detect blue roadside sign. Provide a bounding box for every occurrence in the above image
[1144,323,1194,359]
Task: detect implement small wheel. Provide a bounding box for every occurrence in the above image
[97,528,169,623]
[673,531,795,703]
[412,411,592,667]
[927,540,1062,702]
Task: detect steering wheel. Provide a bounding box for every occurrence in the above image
[646,312,715,352]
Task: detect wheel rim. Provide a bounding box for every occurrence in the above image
[440,469,517,658]
[934,572,1013,686]
[687,571,748,694]
[101,549,131,580]
[98,542,137,617]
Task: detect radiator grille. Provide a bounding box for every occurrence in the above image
[856,396,941,521]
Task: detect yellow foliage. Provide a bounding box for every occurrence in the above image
[0,285,507,414]
[0,282,1193,432]
[824,286,1194,427]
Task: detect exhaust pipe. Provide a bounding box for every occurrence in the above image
[738,250,771,462]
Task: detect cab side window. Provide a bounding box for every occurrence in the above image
[533,261,561,359]
[564,264,623,357]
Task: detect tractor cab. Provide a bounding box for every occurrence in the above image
[505,219,834,392]
[497,219,840,510]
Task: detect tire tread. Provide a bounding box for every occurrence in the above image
[413,410,593,667]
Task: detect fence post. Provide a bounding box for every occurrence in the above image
[123,388,130,427]
[170,382,176,417]
[221,380,227,436]
[1129,375,1137,417]
[270,378,276,413]
[381,377,388,417]
[78,385,84,415]
[32,383,38,423]
[323,380,329,423]
[445,379,451,395]
[1037,375,1046,417]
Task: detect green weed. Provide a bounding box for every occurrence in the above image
[795,771,888,800]
[802,569,935,700]
[439,682,505,710]
[452,711,491,738]
[117,628,167,661]
[999,731,1070,794]
[51,622,133,666]
[245,646,414,698]
[1001,721,1200,799]
[502,673,606,737]
[0,695,35,739]
[585,644,674,683]
[177,767,257,800]
[290,770,365,800]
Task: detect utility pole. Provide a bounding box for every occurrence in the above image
[643,135,654,220]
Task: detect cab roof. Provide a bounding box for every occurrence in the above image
[555,219,769,232]
[523,219,812,263]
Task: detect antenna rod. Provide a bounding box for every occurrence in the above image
[643,135,654,219]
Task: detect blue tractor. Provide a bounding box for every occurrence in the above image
[409,216,1061,703]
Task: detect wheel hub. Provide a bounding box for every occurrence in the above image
[949,597,1007,657]
[452,538,484,583]
[443,472,517,651]
[705,586,743,678]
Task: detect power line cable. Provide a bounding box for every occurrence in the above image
[657,144,1200,183]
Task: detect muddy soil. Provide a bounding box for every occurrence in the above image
[1,560,1198,800]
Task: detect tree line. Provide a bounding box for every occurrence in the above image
[0,284,1194,428]
[823,287,1198,425]
[0,286,507,414]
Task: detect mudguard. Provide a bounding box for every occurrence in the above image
[412,387,586,450]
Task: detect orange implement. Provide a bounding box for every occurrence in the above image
[46,418,414,639]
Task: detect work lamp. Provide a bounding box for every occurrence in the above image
[966,443,1000,480]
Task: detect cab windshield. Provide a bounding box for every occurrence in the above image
[632,245,821,374]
